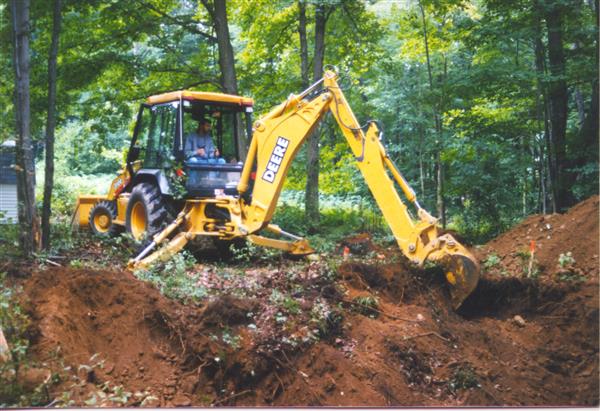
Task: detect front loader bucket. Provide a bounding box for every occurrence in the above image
[72,195,107,228]
[443,252,480,309]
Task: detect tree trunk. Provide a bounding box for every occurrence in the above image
[540,144,547,214]
[42,0,62,250]
[304,3,327,229]
[203,0,245,158]
[574,87,586,127]
[533,6,556,213]
[298,0,309,89]
[575,0,598,175]
[418,124,425,198]
[579,78,599,154]
[418,1,445,226]
[11,0,39,255]
[544,1,569,210]
[520,136,527,216]
[435,151,445,223]
[212,0,237,95]
[534,82,548,214]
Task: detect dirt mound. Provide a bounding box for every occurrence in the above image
[483,195,599,278]
[23,267,199,406]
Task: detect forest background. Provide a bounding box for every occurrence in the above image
[1,0,598,254]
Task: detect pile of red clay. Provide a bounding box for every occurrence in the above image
[12,196,599,406]
[482,195,599,278]
[22,268,197,406]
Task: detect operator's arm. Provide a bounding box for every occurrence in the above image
[184,134,196,159]
[204,135,218,157]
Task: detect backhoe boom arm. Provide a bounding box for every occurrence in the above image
[237,70,479,308]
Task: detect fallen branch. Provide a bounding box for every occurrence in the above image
[32,253,62,267]
[403,331,449,343]
[270,372,285,401]
[212,389,251,405]
[44,259,62,267]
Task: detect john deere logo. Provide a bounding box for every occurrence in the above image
[262,137,289,183]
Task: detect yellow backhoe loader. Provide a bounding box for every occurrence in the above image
[74,69,479,308]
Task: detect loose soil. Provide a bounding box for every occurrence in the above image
[6,196,599,406]
[482,195,599,278]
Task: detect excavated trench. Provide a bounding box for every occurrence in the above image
[13,256,597,406]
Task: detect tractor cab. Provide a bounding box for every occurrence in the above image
[127,90,254,198]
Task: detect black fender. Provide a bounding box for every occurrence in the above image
[130,169,172,196]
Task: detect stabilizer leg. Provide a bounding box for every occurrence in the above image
[128,209,192,269]
[132,231,193,270]
[248,224,315,255]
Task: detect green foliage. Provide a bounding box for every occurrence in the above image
[219,327,242,350]
[555,251,584,282]
[282,296,301,315]
[231,241,282,264]
[0,273,32,406]
[448,364,480,392]
[515,249,541,278]
[133,250,208,301]
[52,353,158,407]
[273,191,387,251]
[555,271,585,283]
[351,295,379,318]
[483,253,501,269]
[0,222,20,258]
[164,163,188,200]
[558,251,575,268]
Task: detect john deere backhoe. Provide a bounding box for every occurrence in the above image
[74,69,479,308]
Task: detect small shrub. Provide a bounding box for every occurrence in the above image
[282,296,301,315]
[558,252,575,268]
[483,253,501,269]
[556,272,586,283]
[351,295,379,317]
[220,327,242,350]
[449,364,480,392]
[515,249,540,278]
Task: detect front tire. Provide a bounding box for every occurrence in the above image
[89,200,120,237]
[125,183,169,242]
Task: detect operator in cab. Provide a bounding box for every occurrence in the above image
[185,118,225,164]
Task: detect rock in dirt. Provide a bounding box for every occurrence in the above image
[512,315,526,327]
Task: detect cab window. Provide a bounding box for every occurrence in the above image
[135,102,179,168]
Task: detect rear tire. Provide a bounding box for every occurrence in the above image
[125,183,169,242]
[89,200,120,237]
